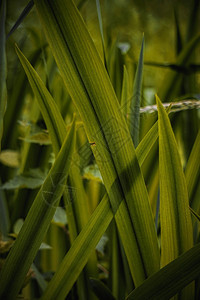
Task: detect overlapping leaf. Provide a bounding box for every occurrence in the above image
[127,243,200,300]
[34,0,160,286]
[0,120,76,299]
[40,114,162,299]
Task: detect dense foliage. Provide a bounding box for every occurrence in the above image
[0,0,200,299]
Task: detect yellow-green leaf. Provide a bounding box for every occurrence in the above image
[156,95,194,298]
[0,120,76,299]
[34,0,160,285]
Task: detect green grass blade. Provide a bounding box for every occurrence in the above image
[156,95,194,297]
[174,9,183,55]
[0,120,76,299]
[40,121,162,299]
[126,243,200,300]
[129,36,144,147]
[185,129,200,207]
[159,33,200,101]
[121,65,130,117]
[15,44,66,155]
[2,46,43,150]
[95,0,107,69]
[0,0,7,151]
[15,44,98,298]
[34,0,160,284]
[41,194,112,300]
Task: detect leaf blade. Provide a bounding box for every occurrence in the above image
[156,95,194,297]
[0,120,76,299]
[34,0,160,285]
[126,243,200,300]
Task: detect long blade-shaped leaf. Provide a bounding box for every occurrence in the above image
[159,33,200,101]
[16,45,98,298]
[156,95,194,297]
[129,36,144,147]
[0,0,7,150]
[185,129,200,207]
[15,44,66,155]
[34,0,160,285]
[95,0,107,69]
[126,243,200,300]
[0,121,76,299]
[40,194,112,300]
[121,65,130,117]
[40,118,162,299]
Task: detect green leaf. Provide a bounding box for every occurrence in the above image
[39,242,52,250]
[159,33,200,101]
[129,35,144,147]
[19,131,51,146]
[126,243,200,300]
[83,164,103,183]
[16,41,98,299]
[121,65,130,117]
[95,0,107,69]
[0,0,7,151]
[0,150,20,168]
[15,44,66,155]
[0,119,76,299]
[156,95,194,297]
[35,0,160,286]
[174,8,183,55]
[13,219,24,235]
[0,168,46,190]
[185,129,200,207]
[41,193,112,300]
[96,234,108,255]
[40,120,162,299]
[31,263,47,292]
[52,207,68,227]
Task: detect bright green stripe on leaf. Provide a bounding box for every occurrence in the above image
[34,0,160,285]
[0,120,76,299]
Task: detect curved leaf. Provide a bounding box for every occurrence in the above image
[0,120,76,299]
[34,0,160,285]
